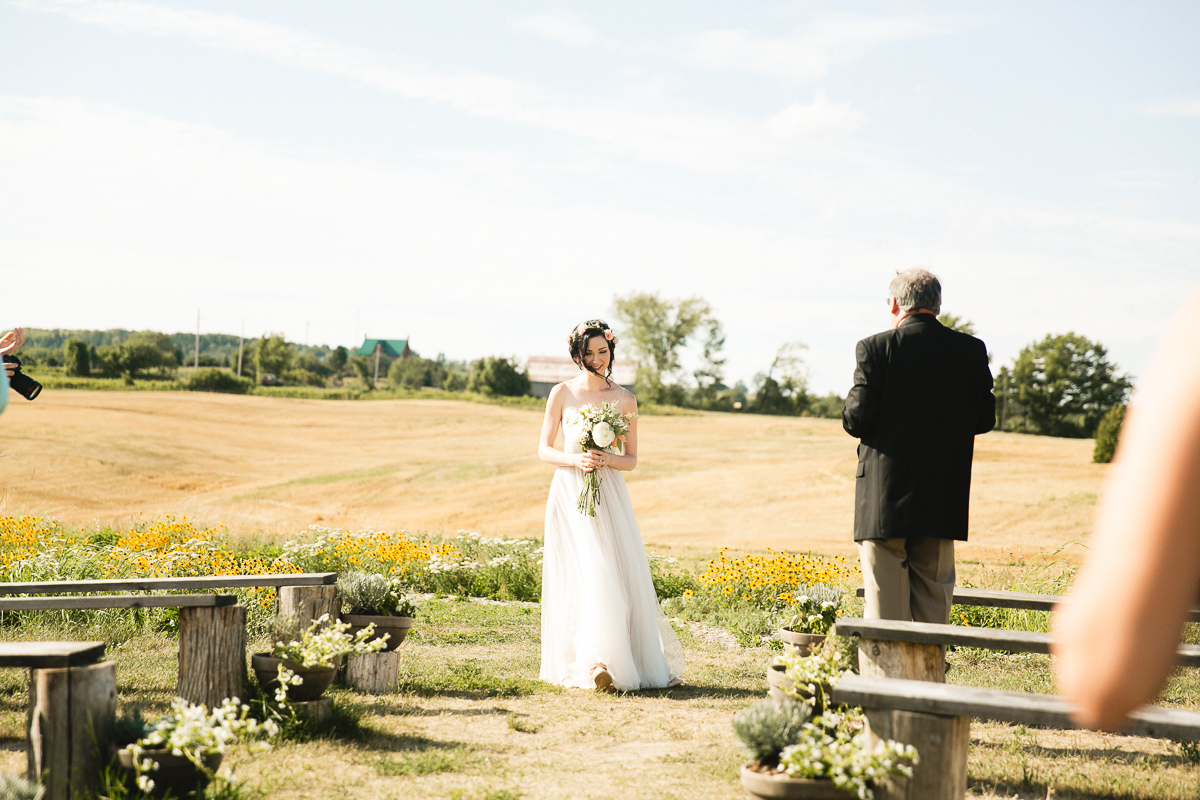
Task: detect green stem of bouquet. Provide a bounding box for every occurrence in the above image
[578,467,601,517]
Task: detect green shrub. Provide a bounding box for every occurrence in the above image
[731,698,811,764]
[186,368,252,394]
[63,338,90,377]
[467,357,530,397]
[1092,404,1125,463]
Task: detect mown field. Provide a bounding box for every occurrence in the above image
[0,391,1104,561]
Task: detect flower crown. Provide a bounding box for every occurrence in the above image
[566,320,618,346]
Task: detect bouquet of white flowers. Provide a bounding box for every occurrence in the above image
[563,400,635,517]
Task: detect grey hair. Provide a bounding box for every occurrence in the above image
[888,268,941,314]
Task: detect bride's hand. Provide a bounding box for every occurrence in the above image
[578,450,608,471]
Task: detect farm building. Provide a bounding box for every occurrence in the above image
[355,339,411,359]
[527,355,637,399]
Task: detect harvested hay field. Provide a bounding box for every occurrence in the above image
[0,391,1104,560]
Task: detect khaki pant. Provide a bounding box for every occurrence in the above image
[858,538,955,624]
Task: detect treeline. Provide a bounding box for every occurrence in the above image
[611,293,844,418]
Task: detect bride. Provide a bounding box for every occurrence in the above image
[537,319,684,693]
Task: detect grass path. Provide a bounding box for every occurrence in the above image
[0,601,1197,798]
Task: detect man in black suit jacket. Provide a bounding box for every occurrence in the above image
[843,269,995,623]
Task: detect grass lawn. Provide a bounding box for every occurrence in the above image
[0,601,1196,799]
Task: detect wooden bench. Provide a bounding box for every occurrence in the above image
[854,586,1200,622]
[0,642,113,800]
[834,617,1200,682]
[1,573,339,709]
[831,674,1200,800]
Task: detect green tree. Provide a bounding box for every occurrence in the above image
[612,292,717,402]
[389,356,443,390]
[254,334,294,380]
[329,346,349,373]
[96,332,177,383]
[348,355,374,390]
[937,313,977,335]
[467,357,530,397]
[751,342,810,416]
[1011,333,1132,438]
[1092,404,1126,463]
[63,338,90,377]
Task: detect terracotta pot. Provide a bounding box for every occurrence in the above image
[740,765,853,799]
[251,653,337,701]
[767,664,830,712]
[778,629,827,655]
[117,748,222,796]
[342,614,413,651]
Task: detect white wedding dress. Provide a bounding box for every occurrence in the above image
[540,402,685,691]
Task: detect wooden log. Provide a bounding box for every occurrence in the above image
[347,651,401,694]
[858,638,944,683]
[866,709,968,800]
[177,605,247,708]
[0,642,105,669]
[0,593,237,611]
[290,697,333,725]
[0,572,336,595]
[28,660,117,800]
[277,585,340,632]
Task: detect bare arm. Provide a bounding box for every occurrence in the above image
[1052,287,1200,729]
[538,384,585,469]
[602,390,639,472]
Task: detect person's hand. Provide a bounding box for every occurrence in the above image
[0,328,25,356]
[4,361,14,378]
[578,450,609,472]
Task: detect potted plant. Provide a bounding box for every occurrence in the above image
[769,646,852,711]
[338,571,417,651]
[778,590,840,654]
[116,698,278,796]
[252,613,388,702]
[734,702,917,799]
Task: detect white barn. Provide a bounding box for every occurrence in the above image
[527,356,638,399]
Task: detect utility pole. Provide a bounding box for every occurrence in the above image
[236,320,245,378]
[373,341,381,387]
[194,309,200,370]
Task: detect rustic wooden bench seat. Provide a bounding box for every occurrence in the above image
[0,641,105,668]
[834,617,1200,682]
[853,586,1200,622]
[0,572,337,595]
[829,674,1200,800]
[0,593,236,611]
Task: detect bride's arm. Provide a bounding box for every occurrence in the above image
[538,384,587,469]
[598,390,638,472]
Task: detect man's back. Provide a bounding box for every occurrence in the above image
[843,314,995,542]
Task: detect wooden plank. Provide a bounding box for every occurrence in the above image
[832,674,1200,742]
[0,594,237,611]
[0,573,337,595]
[0,642,105,669]
[854,586,1200,622]
[835,617,1200,667]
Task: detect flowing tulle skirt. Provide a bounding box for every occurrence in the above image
[540,464,685,691]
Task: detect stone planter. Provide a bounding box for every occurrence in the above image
[740,764,852,799]
[251,653,337,702]
[342,614,413,652]
[767,664,831,712]
[117,748,223,796]
[778,628,826,655]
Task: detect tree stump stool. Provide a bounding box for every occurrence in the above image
[177,605,247,708]
[347,651,401,694]
[28,660,117,800]
[277,585,340,632]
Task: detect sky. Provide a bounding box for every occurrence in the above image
[1,1,1197,393]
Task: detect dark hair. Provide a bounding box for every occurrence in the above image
[567,319,618,385]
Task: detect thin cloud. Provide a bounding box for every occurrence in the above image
[16,0,862,174]
[674,14,960,83]
[511,11,614,50]
[1134,97,1200,117]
